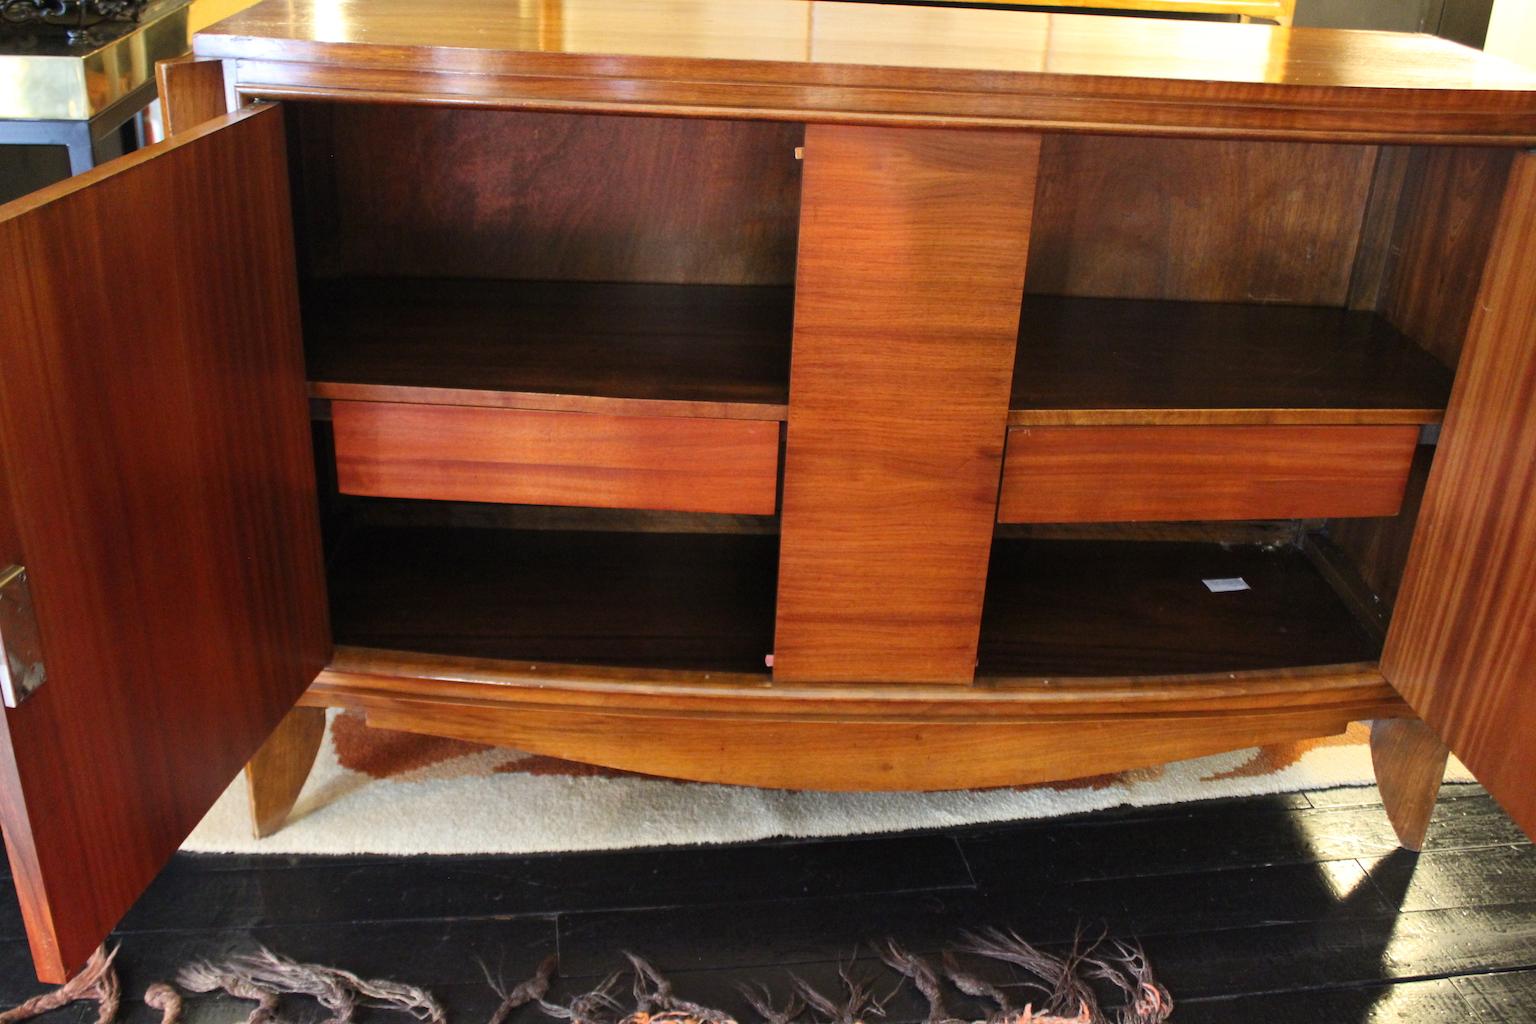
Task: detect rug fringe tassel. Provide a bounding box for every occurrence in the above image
[0,927,1169,1024]
[522,932,1170,1024]
[0,945,120,1024]
[178,946,446,1024]
[144,982,183,1024]
[489,954,559,1024]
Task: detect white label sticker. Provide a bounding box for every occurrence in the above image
[1203,577,1251,593]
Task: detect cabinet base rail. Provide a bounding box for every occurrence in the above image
[293,647,1409,793]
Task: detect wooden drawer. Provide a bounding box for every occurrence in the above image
[998,424,1420,523]
[332,401,781,515]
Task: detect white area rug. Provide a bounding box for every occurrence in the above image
[183,711,1472,855]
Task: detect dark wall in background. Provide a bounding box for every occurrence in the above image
[1297,0,1494,46]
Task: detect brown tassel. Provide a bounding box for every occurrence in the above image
[539,970,624,1024]
[792,965,888,1024]
[960,929,1098,1024]
[144,984,184,1024]
[179,947,445,1024]
[877,942,950,1024]
[623,955,736,1024]
[1082,943,1172,1024]
[176,960,282,1024]
[938,952,1013,1018]
[735,983,802,1024]
[0,946,121,1024]
[488,954,559,1024]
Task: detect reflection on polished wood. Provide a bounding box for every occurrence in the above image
[772,126,1036,684]
[194,0,1536,143]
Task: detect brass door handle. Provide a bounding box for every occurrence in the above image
[0,565,45,708]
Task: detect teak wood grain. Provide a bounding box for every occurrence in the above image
[772,125,1037,684]
[1371,717,1450,853]
[1026,137,1376,305]
[290,104,802,286]
[332,401,781,516]
[1375,147,1515,366]
[155,57,231,135]
[244,705,327,839]
[305,647,1403,791]
[1008,297,1452,426]
[998,425,1419,523]
[194,0,1536,144]
[304,278,792,421]
[0,106,328,982]
[1381,153,1536,841]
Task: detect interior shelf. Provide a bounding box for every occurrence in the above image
[327,525,778,674]
[305,278,793,420]
[1010,296,1454,426]
[977,537,1383,677]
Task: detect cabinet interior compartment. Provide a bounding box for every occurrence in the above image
[976,525,1383,679]
[287,100,801,427]
[984,135,1515,681]
[286,101,799,678]
[322,498,780,676]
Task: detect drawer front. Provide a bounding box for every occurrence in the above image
[332,401,780,515]
[998,424,1419,524]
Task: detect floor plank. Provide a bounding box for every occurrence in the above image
[110,835,970,935]
[960,792,1526,885]
[1457,968,1536,1022]
[554,858,1387,977]
[0,783,1531,1023]
[1174,976,1482,1023]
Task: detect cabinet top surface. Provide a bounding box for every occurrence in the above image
[194,0,1536,142]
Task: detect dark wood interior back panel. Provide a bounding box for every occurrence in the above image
[332,401,781,515]
[1010,296,1452,425]
[291,103,803,285]
[773,125,1037,684]
[0,107,328,982]
[304,278,792,420]
[979,539,1382,677]
[998,424,1419,524]
[1374,146,1513,366]
[1327,443,1435,615]
[1026,135,1376,304]
[1381,153,1536,841]
[329,526,778,674]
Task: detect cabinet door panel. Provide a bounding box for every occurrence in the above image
[1381,152,1536,839]
[0,105,329,982]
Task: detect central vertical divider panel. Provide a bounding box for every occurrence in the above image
[772,125,1040,684]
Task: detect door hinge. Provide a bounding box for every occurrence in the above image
[0,565,45,708]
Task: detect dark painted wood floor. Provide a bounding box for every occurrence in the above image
[2,782,1533,1022]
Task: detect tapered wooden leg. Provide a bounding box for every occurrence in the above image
[1371,717,1450,852]
[243,706,327,838]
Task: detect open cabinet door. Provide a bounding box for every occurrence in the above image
[0,105,329,982]
[1381,152,1536,840]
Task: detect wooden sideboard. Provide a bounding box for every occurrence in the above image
[3,0,1536,984]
